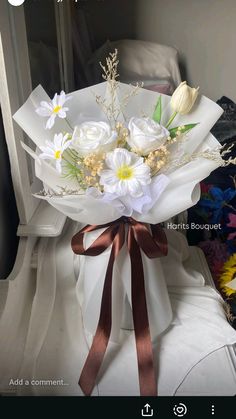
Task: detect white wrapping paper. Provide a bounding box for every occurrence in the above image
[13,82,223,341]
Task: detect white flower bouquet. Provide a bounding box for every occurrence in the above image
[13,51,232,396]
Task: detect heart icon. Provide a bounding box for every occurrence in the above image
[177,407,184,414]
[173,403,187,417]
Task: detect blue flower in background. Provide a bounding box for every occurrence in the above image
[198,187,236,224]
[226,238,236,254]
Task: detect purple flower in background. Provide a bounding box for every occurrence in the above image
[227,213,236,240]
[226,213,236,254]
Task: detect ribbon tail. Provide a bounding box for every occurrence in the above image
[79,225,125,395]
[128,226,157,396]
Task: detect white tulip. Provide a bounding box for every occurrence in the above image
[127,117,169,156]
[171,81,199,115]
[72,121,117,157]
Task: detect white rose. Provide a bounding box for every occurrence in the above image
[128,117,169,156]
[72,121,117,157]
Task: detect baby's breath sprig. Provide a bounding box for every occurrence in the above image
[145,146,170,176]
[65,156,103,190]
[100,49,119,83]
[36,187,85,198]
[221,143,234,157]
[222,156,236,167]
[219,143,236,166]
[95,49,143,126]
[116,122,129,148]
[83,153,105,177]
[95,49,120,126]
[169,148,224,169]
[119,82,144,116]
[161,142,236,173]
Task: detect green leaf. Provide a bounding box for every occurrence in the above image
[152,96,162,123]
[169,123,199,138]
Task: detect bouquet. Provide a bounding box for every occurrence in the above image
[13,51,233,396]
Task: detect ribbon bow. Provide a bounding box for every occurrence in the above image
[71,217,168,396]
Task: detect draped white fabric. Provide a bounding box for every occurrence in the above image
[0,221,235,396]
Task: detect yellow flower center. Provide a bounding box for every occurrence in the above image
[54,150,62,160]
[53,105,62,114]
[117,165,134,180]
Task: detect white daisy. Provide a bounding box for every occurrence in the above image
[36,91,72,129]
[100,148,151,198]
[39,133,71,173]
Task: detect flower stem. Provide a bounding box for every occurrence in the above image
[66,118,74,132]
[166,111,178,129]
[62,155,73,165]
[225,204,236,212]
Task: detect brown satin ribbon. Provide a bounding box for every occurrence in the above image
[71,217,168,396]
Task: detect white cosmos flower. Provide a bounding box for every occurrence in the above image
[36,91,72,130]
[100,148,151,198]
[39,133,71,173]
[72,121,117,157]
[128,117,170,156]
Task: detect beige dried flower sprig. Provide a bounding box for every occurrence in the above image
[144,141,236,175]
[140,125,190,176]
[62,149,106,191]
[116,122,129,147]
[216,143,236,167]
[170,148,224,169]
[75,153,106,190]
[145,146,170,176]
[219,144,236,167]
[166,126,188,145]
[95,49,143,126]
[83,153,105,177]
[100,49,119,83]
[36,187,85,198]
